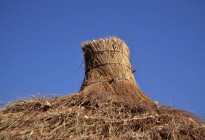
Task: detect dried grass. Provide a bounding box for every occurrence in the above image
[81,37,152,104]
[81,37,135,88]
[1,37,204,139]
[0,93,204,139]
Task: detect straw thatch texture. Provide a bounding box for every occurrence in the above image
[81,37,135,87]
[81,37,153,104]
[1,94,204,139]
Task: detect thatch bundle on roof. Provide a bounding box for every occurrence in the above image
[81,37,153,104]
[81,37,134,87]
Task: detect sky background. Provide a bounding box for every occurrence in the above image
[0,0,205,119]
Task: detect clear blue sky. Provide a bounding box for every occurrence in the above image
[0,0,205,119]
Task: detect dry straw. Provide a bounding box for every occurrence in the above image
[80,37,153,104]
[0,37,204,139]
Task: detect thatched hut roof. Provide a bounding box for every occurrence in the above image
[0,37,204,139]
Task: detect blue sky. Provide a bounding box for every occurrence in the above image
[0,0,205,119]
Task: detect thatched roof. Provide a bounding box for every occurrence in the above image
[0,37,204,139]
[0,93,204,139]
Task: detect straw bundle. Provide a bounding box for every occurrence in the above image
[81,37,153,104]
